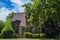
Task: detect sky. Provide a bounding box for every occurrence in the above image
[0,0,31,21]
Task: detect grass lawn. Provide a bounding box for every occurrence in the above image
[0,38,58,40]
[0,38,40,40]
[40,38,58,40]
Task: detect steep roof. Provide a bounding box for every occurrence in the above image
[12,12,26,26]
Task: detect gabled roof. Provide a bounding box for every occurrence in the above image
[12,12,26,26]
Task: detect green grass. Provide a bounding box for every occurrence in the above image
[0,38,19,40]
[40,38,58,40]
[0,38,57,40]
[0,38,40,40]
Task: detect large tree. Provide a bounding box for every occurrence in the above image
[23,2,40,35]
[24,0,60,38]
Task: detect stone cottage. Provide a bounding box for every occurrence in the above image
[12,12,31,37]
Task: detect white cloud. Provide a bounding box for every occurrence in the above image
[0,16,5,21]
[11,5,24,12]
[10,0,24,6]
[0,7,11,21]
[10,0,25,12]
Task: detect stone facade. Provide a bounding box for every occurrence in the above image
[12,12,26,37]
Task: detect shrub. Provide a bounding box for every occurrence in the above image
[34,34,40,38]
[40,33,46,38]
[24,32,32,38]
[12,34,19,38]
[24,32,46,38]
[1,26,16,38]
[33,33,46,38]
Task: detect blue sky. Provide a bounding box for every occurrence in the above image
[0,0,31,21]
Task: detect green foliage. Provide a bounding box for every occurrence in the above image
[0,21,4,33]
[42,18,60,38]
[24,32,32,38]
[1,28,15,38]
[24,32,46,38]
[0,14,18,38]
[24,0,60,38]
[0,26,18,38]
[12,20,20,34]
[4,12,14,29]
[0,12,15,38]
[33,34,40,38]
[40,33,46,38]
[1,19,15,38]
[23,3,39,27]
[24,0,60,25]
[12,34,19,38]
[6,12,14,20]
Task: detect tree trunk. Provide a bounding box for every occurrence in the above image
[40,23,41,33]
[32,25,35,37]
[33,27,35,34]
